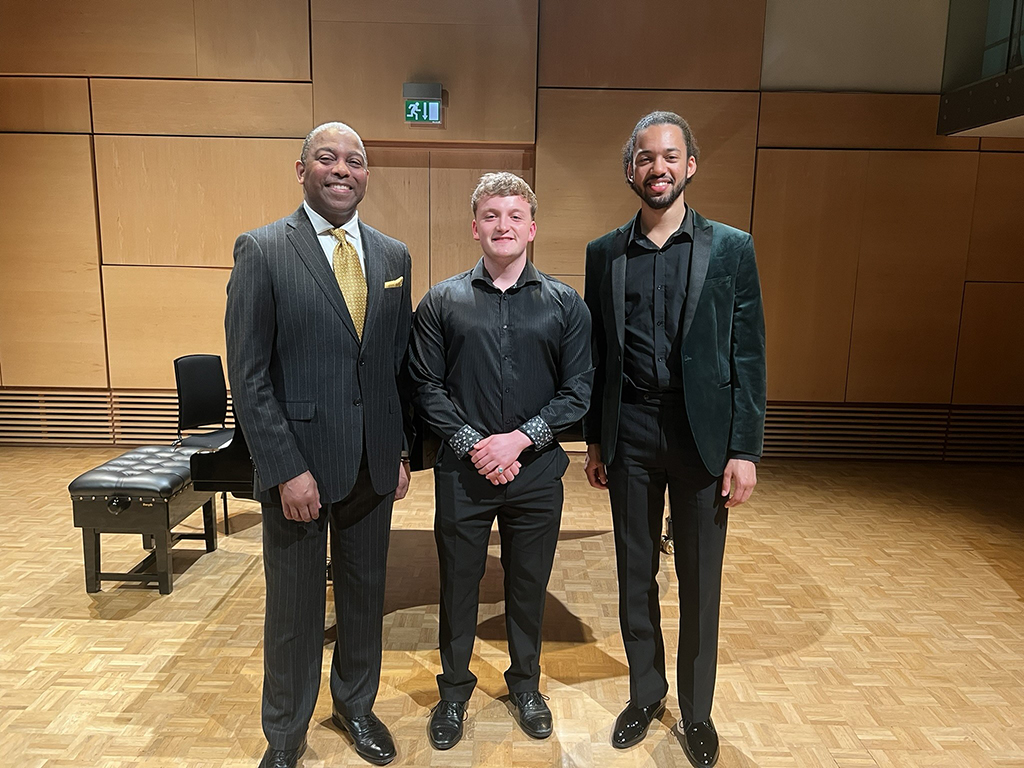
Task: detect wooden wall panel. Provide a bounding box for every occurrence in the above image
[845,151,978,403]
[0,78,91,133]
[761,0,947,93]
[361,149,431,306]
[539,0,765,90]
[91,80,312,137]
[95,137,303,268]
[752,150,866,402]
[104,267,230,389]
[967,153,1024,283]
[533,89,758,275]
[0,134,106,387]
[428,150,535,288]
[195,0,310,80]
[0,0,196,77]
[980,137,1024,152]
[953,283,1024,406]
[312,0,535,24]
[758,93,979,151]
[312,18,536,143]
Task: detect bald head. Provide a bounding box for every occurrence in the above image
[300,121,367,165]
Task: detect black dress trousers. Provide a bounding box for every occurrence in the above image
[606,399,728,723]
[432,444,569,702]
[260,458,392,750]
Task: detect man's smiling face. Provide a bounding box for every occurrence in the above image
[296,127,368,226]
[472,194,536,262]
[629,123,696,210]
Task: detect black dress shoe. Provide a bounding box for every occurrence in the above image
[612,699,666,749]
[428,699,467,750]
[258,737,307,768]
[677,718,719,767]
[507,691,552,739]
[332,709,397,765]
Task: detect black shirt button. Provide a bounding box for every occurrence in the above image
[353,398,362,406]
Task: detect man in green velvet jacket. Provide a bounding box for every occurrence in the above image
[583,111,766,768]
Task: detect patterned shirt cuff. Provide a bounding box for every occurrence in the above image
[450,424,485,458]
[518,416,553,450]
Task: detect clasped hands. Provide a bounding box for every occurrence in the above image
[469,430,533,485]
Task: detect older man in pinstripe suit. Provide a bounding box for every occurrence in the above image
[226,122,413,768]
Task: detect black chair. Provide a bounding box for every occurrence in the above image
[173,354,234,533]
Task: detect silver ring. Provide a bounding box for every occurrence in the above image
[497,467,504,474]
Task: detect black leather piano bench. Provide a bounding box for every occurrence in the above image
[69,446,217,595]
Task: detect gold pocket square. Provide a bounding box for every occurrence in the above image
[383,276,404,289]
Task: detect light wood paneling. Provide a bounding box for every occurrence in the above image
[967,153,1024,283]
[0,0,196,77]
[758,93,979,151]
[361,149,431,306]
[95,136,303,268]
[761,0,947,92]
[195,0,310,80]
[539,0,765,90]
[753,150,867,402]
[313,0,535,24]
[846,151,978,403]
[0,134,106,387]
[0,77,91,133]
[428,150,535,288]
[980,137,1024,152]
[953,283,1024,406]
[312,20,536,143]
[534,89,759,275]
[103,266,230,389]
[91,80,312,137]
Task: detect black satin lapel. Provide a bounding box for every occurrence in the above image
[611,245,627,349]
[360,223,383,342]
[683,221,713,340]
[287,217,359,341]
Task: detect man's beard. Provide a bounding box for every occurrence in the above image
[631,175,686,210]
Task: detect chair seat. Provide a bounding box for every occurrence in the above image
[179,428,234,450]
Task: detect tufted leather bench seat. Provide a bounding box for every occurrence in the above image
[69,446,217,594]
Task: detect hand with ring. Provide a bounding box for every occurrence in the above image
[485,460,521,485]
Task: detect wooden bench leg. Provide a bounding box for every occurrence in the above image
[202,497,218,553]
[154,529,174,594]
[82,528,101,593]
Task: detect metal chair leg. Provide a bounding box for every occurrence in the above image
[221,492,230,535]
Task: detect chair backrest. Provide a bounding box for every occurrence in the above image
[174,354,228,432]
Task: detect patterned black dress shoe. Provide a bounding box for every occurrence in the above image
[612,699,666,749]
[258,737,307,768]
[677,718,720,767]
[428,699,468,750]
[332,709,397,765]
[507,691,553,739]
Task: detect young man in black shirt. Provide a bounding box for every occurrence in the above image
[409,172,593,750]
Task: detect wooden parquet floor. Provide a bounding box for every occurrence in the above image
[1,447,1023,767]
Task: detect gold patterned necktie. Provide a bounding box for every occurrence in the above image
[330,227,367,339]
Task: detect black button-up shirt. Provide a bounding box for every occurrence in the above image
[623,206,694,392]
[410,258,593,457]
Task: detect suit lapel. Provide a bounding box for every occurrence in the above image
[682,210,713,340]
[286,207,359,342]
[611,219,632,351]
[360,222,384,342]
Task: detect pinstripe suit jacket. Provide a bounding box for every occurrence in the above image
[225,205,413,505]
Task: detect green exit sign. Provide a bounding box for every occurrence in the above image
[405,99,441,124]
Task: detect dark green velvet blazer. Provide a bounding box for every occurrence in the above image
[582,209,766,476]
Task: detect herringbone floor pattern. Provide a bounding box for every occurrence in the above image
[0,447,1022,767]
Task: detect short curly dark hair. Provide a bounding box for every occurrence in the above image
[621,111,699,184]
